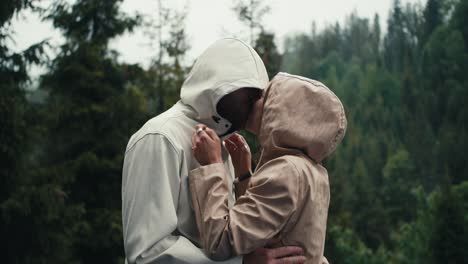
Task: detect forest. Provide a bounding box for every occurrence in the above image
[1,0,467,263]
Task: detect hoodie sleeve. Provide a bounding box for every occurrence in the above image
[189,157,300,260]
[122,134,242,264]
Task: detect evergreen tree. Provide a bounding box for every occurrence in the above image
[423,0,443,42]
[371,14,381,62]
[281,0,468,260]
[254,31,282,79]
[450,0,468,50]
[40,0,146,262]
[430,180,468,263]
[0,1,84,262]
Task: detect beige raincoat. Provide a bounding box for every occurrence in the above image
[189,72,347,264]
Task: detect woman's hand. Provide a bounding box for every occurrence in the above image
[225,133,252,178]
[192,124,223,166]
[244,241,306,264]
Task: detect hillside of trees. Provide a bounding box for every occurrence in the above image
[1,0,467,263]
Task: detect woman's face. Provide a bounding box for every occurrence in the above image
[245,96,264,135]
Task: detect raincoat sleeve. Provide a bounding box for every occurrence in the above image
[188,157,300,260]
[122,134,242,264]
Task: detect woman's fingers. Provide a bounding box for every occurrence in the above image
[191,124,223,165]
[225,139,238,151]
[227,133,241,144]
[195,124,207,131]
[193,125,220,154]
[194,124,219,143]
[228,133,249,151]
[236,134,251,152]
[274,255,306,264]
[193,124,211,142]
[203,127,218,141]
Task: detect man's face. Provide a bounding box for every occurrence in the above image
[216,88,263,131]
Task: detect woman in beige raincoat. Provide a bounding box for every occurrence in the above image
[189,72,347,264]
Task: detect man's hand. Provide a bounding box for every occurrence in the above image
[243,245,306,264]
[224,133,252,178]
[192,124,223,166]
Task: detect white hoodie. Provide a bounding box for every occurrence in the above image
[122,38,269,263]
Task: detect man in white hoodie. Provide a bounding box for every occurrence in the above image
[122,38,305,264]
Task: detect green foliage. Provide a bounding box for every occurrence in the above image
[46,0,139,47]
[392,183,468,264]
[382,149,416,224]
[282,0,468,262]
[0,1,70,263]
[254,31,282,79]
[35,0,149,261]
[325,225,391,264]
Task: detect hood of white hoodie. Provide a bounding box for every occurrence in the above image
[180,38,269,136]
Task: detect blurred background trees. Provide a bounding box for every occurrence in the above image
[1,0,467,263]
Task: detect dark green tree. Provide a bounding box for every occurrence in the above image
[254,31,282,79]
[371,14,382,62]
[382,149,416,226]
[281,0,468,260]
[0,1,85,263]
[430,180,468,263]
[423,0,443,43]
[421,25,468,183]
[450,0,468,50]
[40,0,146,262]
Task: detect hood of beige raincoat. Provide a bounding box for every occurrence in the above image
[258,72,347,166]
[180,38,269,137]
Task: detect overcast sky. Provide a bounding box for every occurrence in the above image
[11,0,426,69]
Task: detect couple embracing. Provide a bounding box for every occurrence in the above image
[122,38,347,264]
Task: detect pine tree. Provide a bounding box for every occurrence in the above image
[0,1,84,262]
[371,14,381,62]
[423,0,443,43]
[41,0,146,262]
[430,180,468,263]
[254,31,282,79]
